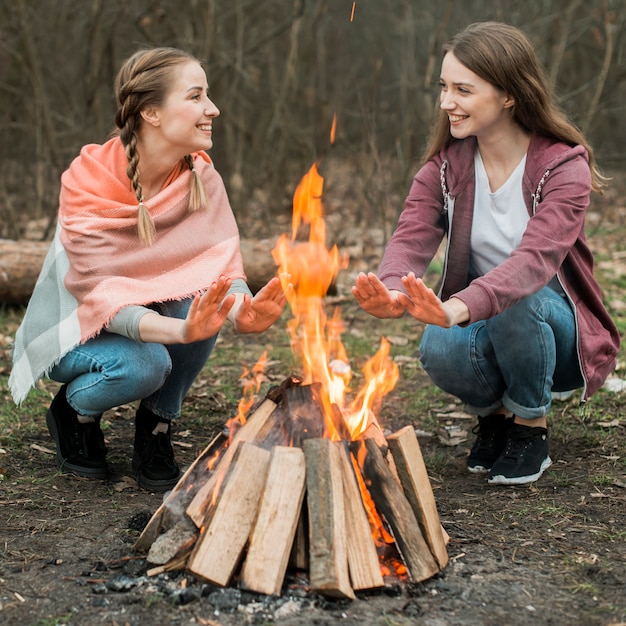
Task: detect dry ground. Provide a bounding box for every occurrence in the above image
[1,165,625,626]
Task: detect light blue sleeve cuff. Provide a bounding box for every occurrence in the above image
[228,278,253,297]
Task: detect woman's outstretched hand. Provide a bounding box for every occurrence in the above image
[182,276,236,343]
[352,272,407,318]
[233,275,291,334]
[400,272,469,327]
[139,276,236,345]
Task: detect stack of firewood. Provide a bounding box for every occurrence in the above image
[133,378,449,599]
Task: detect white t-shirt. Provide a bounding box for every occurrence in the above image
[469,149,528,277]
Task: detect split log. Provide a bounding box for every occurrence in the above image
[387,426,449,569]
[186,398,277,527]
[133,432,227,553]
[240,446,307,596]
[186,442,271,586]
[359,438,439,583]
[0,237,278,305]
[338,445,385,591]
[303,438,355,600]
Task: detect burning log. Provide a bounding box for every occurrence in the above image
[338,444,385,591]
[387,426,449,569]
[133,378,449,598]
[186,398,277,527]
[283,383,326,443]
[357,438,440,583]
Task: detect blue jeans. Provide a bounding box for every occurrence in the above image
[49,299,218,420]
[419,287,583,419]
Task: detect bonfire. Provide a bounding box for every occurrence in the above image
[133,161,449,599]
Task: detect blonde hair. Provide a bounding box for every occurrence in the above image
[114,47,209,245]
[422,22,605,192]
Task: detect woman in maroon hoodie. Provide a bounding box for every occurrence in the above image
[353,22,620,486]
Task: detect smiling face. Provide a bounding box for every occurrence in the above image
[439,52,514,143]
[143,60,220,157]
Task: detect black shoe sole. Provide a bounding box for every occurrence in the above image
[46,409,109,480]
[488,456,553,485]
[134,470,181,493]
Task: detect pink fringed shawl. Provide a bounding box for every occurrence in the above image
[10,138,245,403]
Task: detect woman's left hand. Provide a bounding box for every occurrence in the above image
[400,272,469,327]
[234,276,290,333]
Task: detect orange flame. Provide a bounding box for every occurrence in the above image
[270,151,404,577]
[344,337,399,439]
[272,163,397,443]
[225,351,268,436]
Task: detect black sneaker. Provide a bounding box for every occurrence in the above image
[467,414,513,473]
[488,423,552,485]
[132,405,181,492]
[45,385,108,479]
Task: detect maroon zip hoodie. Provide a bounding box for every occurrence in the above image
[378,133,620,400]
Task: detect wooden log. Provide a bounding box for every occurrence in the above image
[357,421,400,484]
[146,517,198,565]
[303,438,355,600]
[133,432,227,553]
[240,446,307,596]
[387,426,449,569]
[186,442,271,586]
[186,398,277,527]
[338,445,385,591]
[0,238,48,304]
[360,438,439,582]
[283,382,326,445]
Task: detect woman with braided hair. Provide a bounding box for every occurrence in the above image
[10,47,289,491]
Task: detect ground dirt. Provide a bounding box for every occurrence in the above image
[1,169,625,626]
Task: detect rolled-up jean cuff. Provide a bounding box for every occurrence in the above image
[463,401,507,417]
[502,393,550,419]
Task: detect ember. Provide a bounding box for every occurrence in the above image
[133,162,449,599]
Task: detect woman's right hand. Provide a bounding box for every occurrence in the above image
[181,276,235,343]
[137,276,235,344]
[352,272,407,319]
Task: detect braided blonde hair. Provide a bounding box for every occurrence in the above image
[114,47,209,245]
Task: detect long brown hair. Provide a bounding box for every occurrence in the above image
[114,47,208,244]
[422,22,604,191]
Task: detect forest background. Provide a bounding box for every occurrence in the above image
[1,0,625,243]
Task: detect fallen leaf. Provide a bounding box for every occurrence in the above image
[113,476,137,492]
[30,444,55,455]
